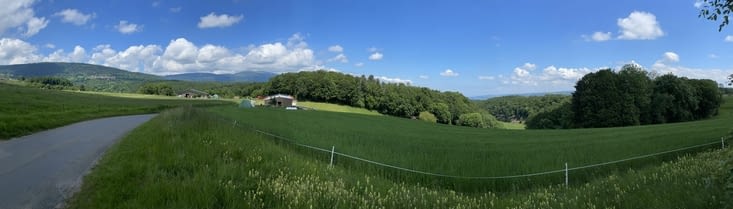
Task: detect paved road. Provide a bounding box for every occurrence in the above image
[0,114,156,209]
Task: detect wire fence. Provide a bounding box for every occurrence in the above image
[228,118,727,181]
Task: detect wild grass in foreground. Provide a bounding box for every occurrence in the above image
[0,83,229,139]
[67,107,733,209]
[208,97,733,192]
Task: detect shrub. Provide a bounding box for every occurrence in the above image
[417,111,437,123]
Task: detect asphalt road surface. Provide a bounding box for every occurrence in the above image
[0,114,156,209]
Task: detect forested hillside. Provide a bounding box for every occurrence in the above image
[477,95,570,123]
[527,64,722,129]
[264,71,499,128]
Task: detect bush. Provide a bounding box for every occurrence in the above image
[458,113,484,128]
[417,111,437,123]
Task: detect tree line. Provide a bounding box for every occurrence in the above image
[526,64,722,129]
[477,95,570,123]
[265,71,499,128]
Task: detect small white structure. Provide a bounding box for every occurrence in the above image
[264,94,297,107]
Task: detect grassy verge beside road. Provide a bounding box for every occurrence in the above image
[0,83,228,139]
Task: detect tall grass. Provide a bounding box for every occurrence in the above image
[207,96,733,191]
[66,107,732,209]
[0,83,229,139]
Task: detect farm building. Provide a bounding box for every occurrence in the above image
[178,89,210,99]
[264,94,297,107]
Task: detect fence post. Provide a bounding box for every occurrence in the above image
[723,137,726,149]
[564,162,568,186]
[329,146,335,168]
[233,120,237,127]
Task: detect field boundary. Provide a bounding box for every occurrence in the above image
[228,118,727,180]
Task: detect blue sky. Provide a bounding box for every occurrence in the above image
[1,0,732,96]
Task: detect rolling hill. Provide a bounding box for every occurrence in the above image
[0,62,273,92]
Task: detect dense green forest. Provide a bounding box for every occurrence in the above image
[476,95,570,123]
[263,71,499,128]
[526,64,723,129]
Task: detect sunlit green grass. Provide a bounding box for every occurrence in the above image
[67,107,732,209]
[208,96,733,191]
[0,83,229,139]
[498,121,526,129]
[297,101,382,116]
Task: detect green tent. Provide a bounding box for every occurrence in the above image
[239,99,254,108]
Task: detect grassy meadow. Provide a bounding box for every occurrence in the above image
[207,96,733,191]
[0,82,229,139]
[66,107,733,209]
[296,101,383,116]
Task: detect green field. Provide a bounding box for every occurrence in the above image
[207,96,733,191]
[0,83,229,139]
[297,101,383,116]
[67,107,733,209]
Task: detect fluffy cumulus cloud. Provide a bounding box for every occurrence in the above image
[662,51,679,62]
[584,31,611,42]
[23,17,48,37]
[354,62,364,67]
[440,69,458,77]
[0,0,47,37]
[725,35,733,42]
[54,9,94,25]
[376,76,411,84]
[617,11,664,40]
[328,53,348,63]
[0,38,41,64]
[115,20,143,34]
[197,13,243,29]
[0,33,321,75]
[504,62,596,88]
[368,52,383,61]
[328,45,343,53]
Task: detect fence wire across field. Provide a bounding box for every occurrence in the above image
[230,119,725,180]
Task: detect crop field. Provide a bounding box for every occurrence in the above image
[0,83,229,139]
[208,96,733,191]
[67,107,733,209]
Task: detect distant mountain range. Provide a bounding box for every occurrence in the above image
[163,71,275,82]
[470,91,573,100]
[0,62,275,92]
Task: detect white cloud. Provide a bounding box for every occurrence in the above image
[23,17,48,37]
[43,45,88,63]
[54,9,94,25]
[725,35,733,42]
[376,76,411,84]
[115,20,142,34]
[504,62,597,88]
[328,53,348,63]
[651,63,732,85]
[663,51,679,62]
[694,0,704,8]
[513,62,536,77]
[478,76,495,80]
[0,33,323,75]
[44,43,55,49]
[419,75,429,79]
[328,45,343,53]
[583,31,611,41]
[617,11,664,40]
[368,52,383,61]
[354,62,364,67]
[197,13,243,29]
[709,54,719,59]
[0,0,47,38]
[440,69,458,77]
[0,38,41,64]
